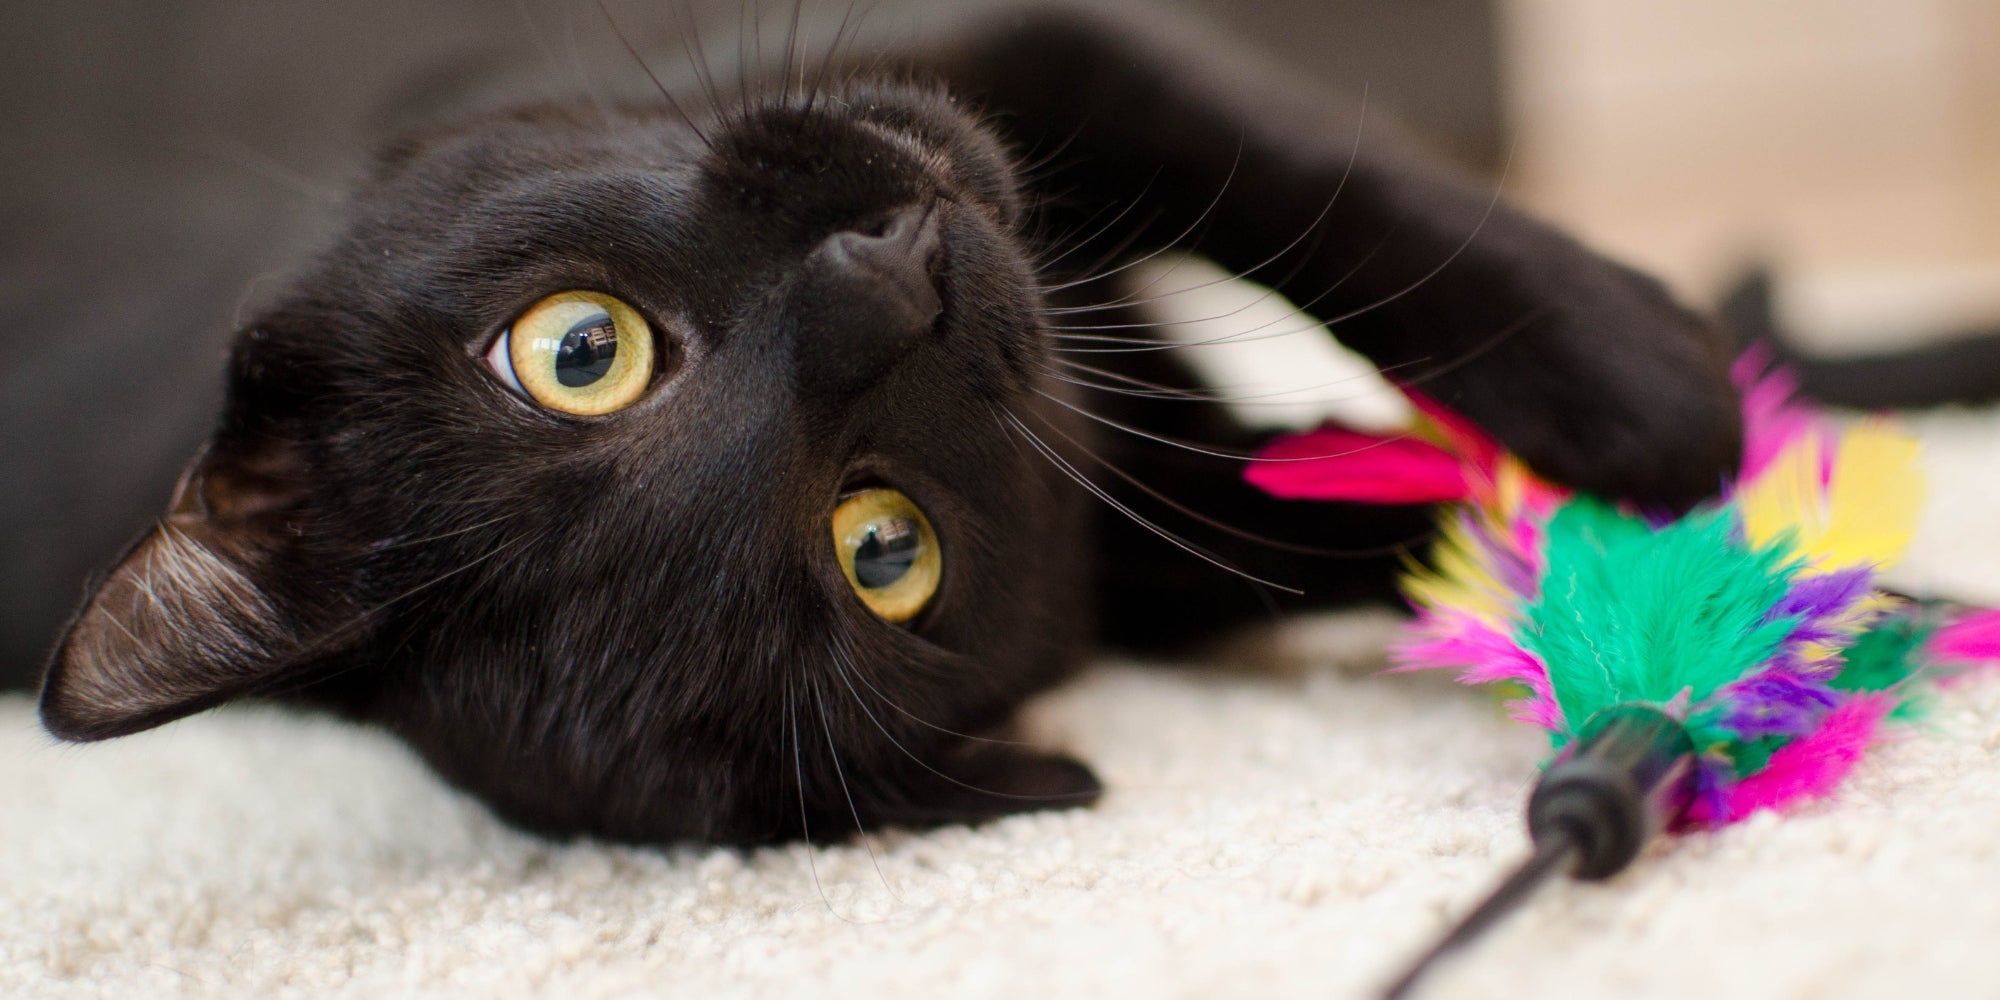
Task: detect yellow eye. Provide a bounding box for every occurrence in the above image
[487,291,655,415]
[831,488,942,623]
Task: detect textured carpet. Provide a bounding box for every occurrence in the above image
[6,403,2000,1000]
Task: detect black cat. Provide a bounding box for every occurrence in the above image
[22,2,1741,845]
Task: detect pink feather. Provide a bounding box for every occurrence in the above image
[1391,613,1563,731]
[1927,609,2000,666]
[1243,427,1471,504]
[1732,347,1834,484]
[1685,694,1893,825]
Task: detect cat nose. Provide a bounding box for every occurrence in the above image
[788,202,944,398]
[823,203,944,309]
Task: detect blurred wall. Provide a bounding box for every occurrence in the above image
[1500,0,2000,346]
[1169,0,1504,171]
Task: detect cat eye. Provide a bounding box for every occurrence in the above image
[831,488,942,623]
[486,290,655,415]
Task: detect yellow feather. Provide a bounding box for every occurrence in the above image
[1740,433,1820,554]
[1404,517,1511,624]
[1822,421,1925,568]
[1740,420,1925,572]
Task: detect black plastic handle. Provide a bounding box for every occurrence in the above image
[1381,704,1697,998]
[1530,703,1696,878]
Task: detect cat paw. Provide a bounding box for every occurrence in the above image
[874,743,1102,827]
[1434,269,1743,512]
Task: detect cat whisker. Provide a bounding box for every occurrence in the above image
[741,0,761,110]
[1030,201,1169,296]
[1007,119,1096,196]
[1043,232,1380,337]
[1036,355,1420,410]
[1036,138,1244,296]
[368,529,533,620]
[1040,234,1391,353]
[670,0,730,131]
[730,2,755,119]
[249,527,539,703]
[1043,260,1300,334]
[512,0,613,125]
[1031,388,1418,464]
[736,1,752,115]
[596,0,713,149]
[1029,168,1165,277]
[778,0,805,103]
[561,0,617,127]
[1043,88,1368,320]
[1018,411,1432,560]
[803,0,867,114]
[1043,312,1353,352]
[831,634,1034,748]
[1039,133,1510,364]
[1386,304,1551,391]
[810,669,902,908]
[192,137,344,206]
[370,511,521,551]
[785,677,847,922]
[1037,310,1550,454]
[998,408,1302,594]
[828,641,1083,801]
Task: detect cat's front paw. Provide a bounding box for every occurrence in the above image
[1436,272,1742,511]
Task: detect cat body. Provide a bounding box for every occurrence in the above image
[13,1,1742,844]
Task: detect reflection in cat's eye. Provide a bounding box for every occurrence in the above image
[832,488,942,623]
[487,290,655,415]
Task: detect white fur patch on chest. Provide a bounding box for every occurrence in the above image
[1128,254,1411,434]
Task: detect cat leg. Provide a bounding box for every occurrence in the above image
[919,1,1741,511]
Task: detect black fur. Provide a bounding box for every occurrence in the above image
[1721,269,2000,410]
[22,2,1744,845]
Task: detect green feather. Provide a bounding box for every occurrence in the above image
[1518,499,1801,740]
[1833,613,1932,693]
[1837,610,1938,723]
[1724,734,1789,778]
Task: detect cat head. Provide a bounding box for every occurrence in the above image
[40,82,1101,844]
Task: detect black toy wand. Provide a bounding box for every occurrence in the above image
[1239,359,2000,997]
[1381,705,1695,999]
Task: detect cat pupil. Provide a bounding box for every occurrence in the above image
[554,313,618,387]
[854,518,921,589]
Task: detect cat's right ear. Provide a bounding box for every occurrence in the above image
[40,420,350,741]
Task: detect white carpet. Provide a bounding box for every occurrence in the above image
[6,405,2000,1000]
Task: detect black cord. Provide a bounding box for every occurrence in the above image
[1381,832,1580,1000]
[1378,704,1697,998]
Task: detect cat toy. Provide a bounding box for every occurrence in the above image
[1243,352,2000,997]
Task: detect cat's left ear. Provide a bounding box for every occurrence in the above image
[40,420,351,741]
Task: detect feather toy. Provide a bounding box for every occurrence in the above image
[1244,351,2000,996]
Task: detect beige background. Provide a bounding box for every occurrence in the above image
[1502,0,2000,347]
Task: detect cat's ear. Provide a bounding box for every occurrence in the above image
[40,421,345,741]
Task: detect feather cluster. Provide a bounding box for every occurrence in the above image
[1248,354,2000,827]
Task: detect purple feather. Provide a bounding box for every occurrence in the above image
[1761,566,1881,676]
[1457,510,1540,600]
[1684,753,1740,827]
[1710,672,1842,739]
